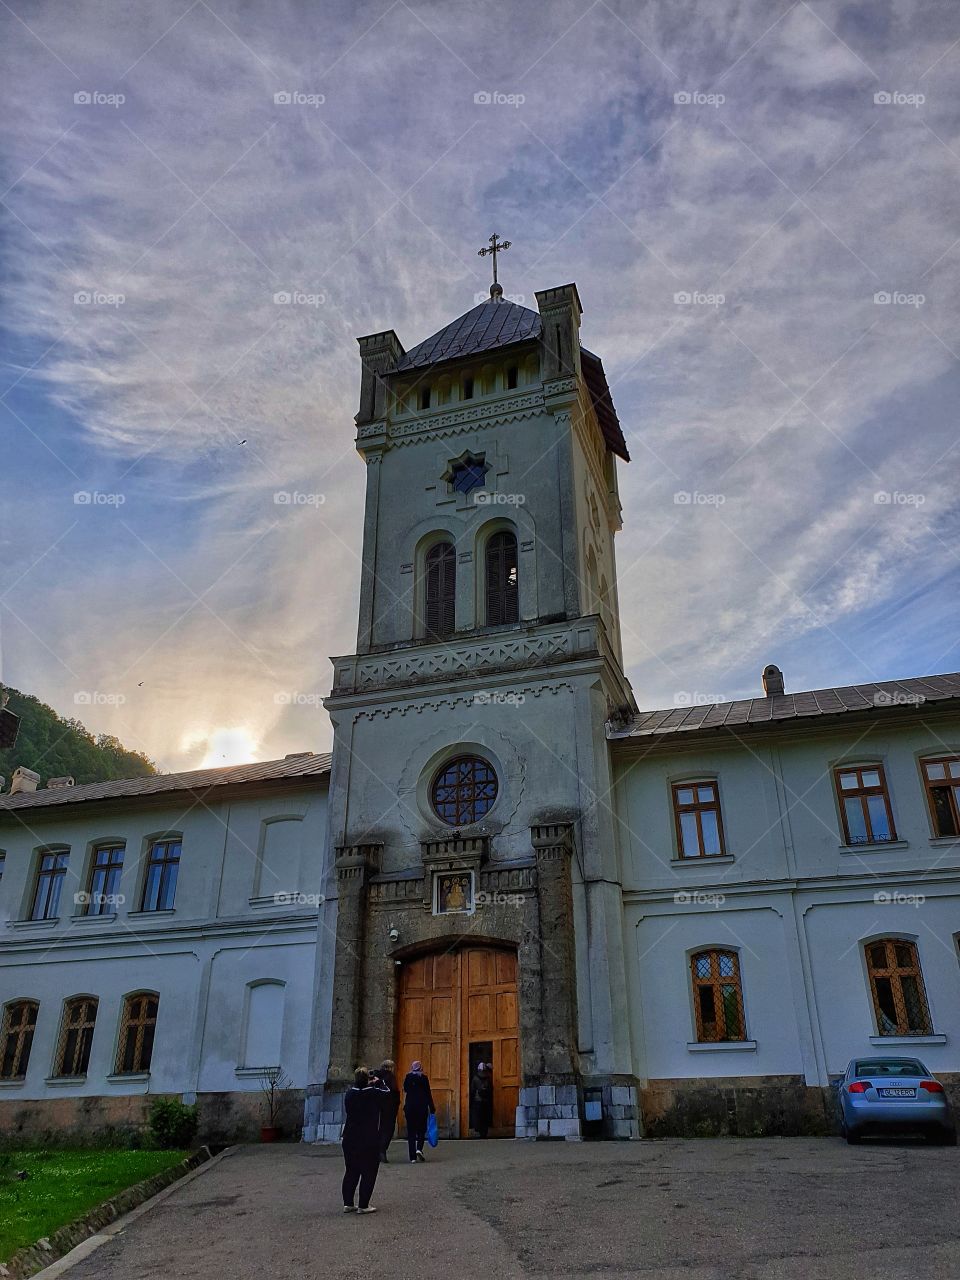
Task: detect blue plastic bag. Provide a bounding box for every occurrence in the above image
[426,1112,438,1147]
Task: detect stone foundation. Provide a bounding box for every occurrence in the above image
[0,1089,304,1146]
[639,1075,834,1138]
[515,1081,582,1140]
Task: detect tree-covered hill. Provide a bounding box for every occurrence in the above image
[0,688,156,787]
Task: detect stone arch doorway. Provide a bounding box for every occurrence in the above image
[396,944,520,1137]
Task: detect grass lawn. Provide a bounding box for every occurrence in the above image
[0,1148,188,1261]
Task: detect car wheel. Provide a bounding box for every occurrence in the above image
[939,1131,957,1147]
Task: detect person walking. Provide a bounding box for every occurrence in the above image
[469,1061,494,1138]
[377,1058,401,1162]
[341,1067,389,1213]
[402,1059,436,1162]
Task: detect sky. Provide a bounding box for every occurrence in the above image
[1,0,959,772]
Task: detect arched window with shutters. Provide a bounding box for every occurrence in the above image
[0,999,38,1080]
[423,541,456,639]
[54,996,98,1077]
[115,991,159,1074]
[485,529,519,626]
[864,938,932,1036]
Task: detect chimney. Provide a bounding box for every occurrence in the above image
[46,776,75,789]
[762,664,785,697]
[9,766,40,795]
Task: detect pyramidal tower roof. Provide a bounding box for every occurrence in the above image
[391,296,541,373]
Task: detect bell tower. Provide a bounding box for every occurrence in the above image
[305,270,641,1143]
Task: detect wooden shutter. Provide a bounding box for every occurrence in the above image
[485,532,519,626]
[425,542,456,638]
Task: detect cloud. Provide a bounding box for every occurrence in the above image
[1,0,959,765]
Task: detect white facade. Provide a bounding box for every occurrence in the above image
[612,711,960,1130]
[0,762,328,1138]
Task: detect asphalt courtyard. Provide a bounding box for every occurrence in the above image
[56,1137,960,1280]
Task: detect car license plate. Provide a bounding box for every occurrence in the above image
[878,1087,916,1098]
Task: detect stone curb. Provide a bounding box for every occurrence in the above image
[3,1144,235,1280]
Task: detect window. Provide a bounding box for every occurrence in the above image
[84,844,124,915]
[424,541,456,639]
[54,996,98,1077]
[115,992,158,1074]
[141,839,181,911]
[0,1000,38,1080]
[691,950,746,1042]
[921,756,960,837]
[419,385,431,410]
[672,782,725,858]
[506,365,518,389]
[835,764,896,845]
[0,851,5,882]
[449,456,487,495]
[485,530,519,626]
[865,939,932,1036]
[31,849,68,920]
[462,376,474,400]
[431,756,498,826]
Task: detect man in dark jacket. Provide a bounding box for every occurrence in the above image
[341,1067,390,1212]
[377,1059,401,1162]
[402,1060,436,1162]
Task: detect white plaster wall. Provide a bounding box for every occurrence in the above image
[0,780,329,1100]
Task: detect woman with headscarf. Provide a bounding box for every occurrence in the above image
[469,1061,494,1138]
[341,1066,389,1213]
[402,1059,436,1162]
[377,1058,401,1162]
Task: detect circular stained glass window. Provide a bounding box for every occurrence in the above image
[431,755,498,826]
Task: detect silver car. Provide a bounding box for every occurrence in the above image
[838,1056,957,1145]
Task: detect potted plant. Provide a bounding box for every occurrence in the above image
[258,1065,291,1142]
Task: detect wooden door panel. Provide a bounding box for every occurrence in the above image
[496,990,517,1030]
[399,945,519,1138]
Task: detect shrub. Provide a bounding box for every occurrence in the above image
[148,1098,198,1149]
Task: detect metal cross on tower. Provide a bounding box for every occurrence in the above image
[478,233,511,295]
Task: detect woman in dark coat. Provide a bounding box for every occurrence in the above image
[402,1059,436,1162]
[469,1061,494,1138]
[341,1067,389,1213]
[377,1058,401,1162]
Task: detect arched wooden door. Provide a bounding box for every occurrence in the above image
[396,945,520,1137]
